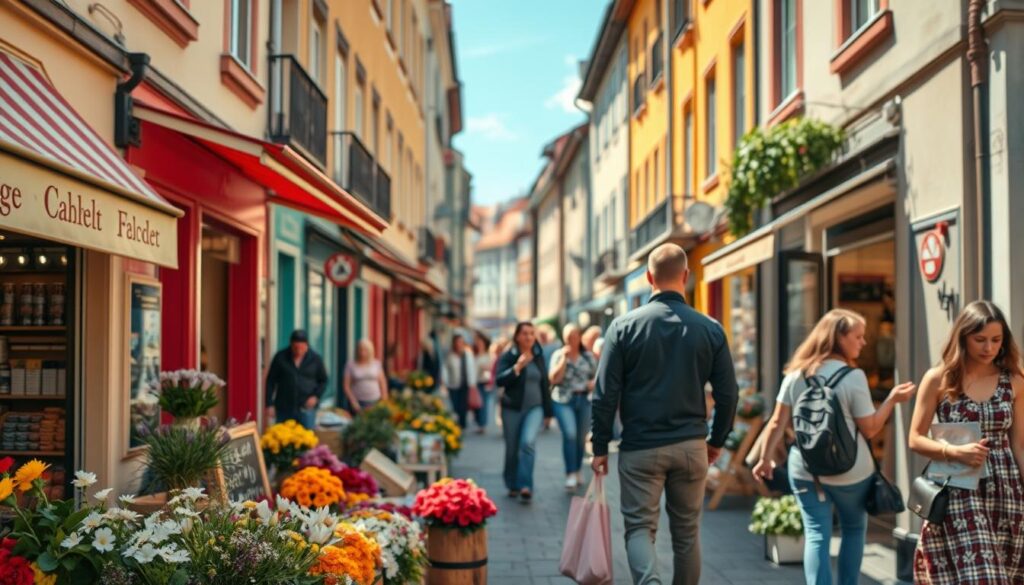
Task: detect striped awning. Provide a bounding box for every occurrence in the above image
[0,52,181,267]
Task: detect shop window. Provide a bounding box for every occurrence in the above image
[200,225,241,422]
[277,252,297,349]
[729,270,758,394]
[307,269,325,362]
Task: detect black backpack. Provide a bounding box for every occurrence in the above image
[792,366,858,477]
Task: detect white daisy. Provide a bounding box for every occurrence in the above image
[92,527,115,553]
[180,487,206,501]
[73,471,98,489]
[131,543,159,564]
[93,488,113,502]
[118,494,138,506]
[81,512,104,532]
[61,532,83,549]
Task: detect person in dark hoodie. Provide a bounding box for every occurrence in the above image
[495,322,553,503]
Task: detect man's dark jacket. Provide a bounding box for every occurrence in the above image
[495,342,554,418]
[265,348,328,412]
[591,291,739,457]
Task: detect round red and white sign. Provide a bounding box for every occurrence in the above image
[324,252,359,287]
[919,231,945,283]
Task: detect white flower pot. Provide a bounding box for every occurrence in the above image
[765,533,804,565]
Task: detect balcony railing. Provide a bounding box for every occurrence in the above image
[333,132,392,221]
[270,55,328,166]
[419,226,438,264]
[632,73,646,115]
[650,34,664,85]
[630,199,670,254]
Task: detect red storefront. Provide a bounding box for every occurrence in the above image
[127,92,385,423]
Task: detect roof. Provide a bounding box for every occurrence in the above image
[529,123,588,207]
[578,0,633,102]
[476,198,528,251]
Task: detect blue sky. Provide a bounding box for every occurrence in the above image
[449,0,605,205]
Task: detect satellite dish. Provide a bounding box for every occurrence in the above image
[684,201,717,234]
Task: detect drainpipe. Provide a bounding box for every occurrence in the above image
[968,0,989,299]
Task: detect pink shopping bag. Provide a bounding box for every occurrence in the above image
[560,474,613,585]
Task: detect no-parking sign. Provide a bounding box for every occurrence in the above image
[919,230,945,283]
[324,252,359,287]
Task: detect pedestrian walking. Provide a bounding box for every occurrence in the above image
[591,243,739,585]
[443,334,477,429]
[753,309,915,585]
[537,322,562,368]
[265,329,329,430]
[342,339,389,415]
[908,301,1024,584]
[582,325,602,354]
[496,322,554,502]
[550,324,597,491]
[473,332,494,434]
[417,334,442,393]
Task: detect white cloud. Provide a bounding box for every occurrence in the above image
[545,74,582,114]
[466,114,518,141]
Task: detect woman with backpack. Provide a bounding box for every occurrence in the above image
[909,301,1024,584]
[753,309,916,585]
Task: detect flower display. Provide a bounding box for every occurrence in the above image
[280,466,348,509]
[0,538,33,585]
[151,368,225,419]
[294,445,380,507]
[407,413,462,455]
[262,420,320,471]
[309,524,381,585]
[412,478,497,532]
[346,508,428,585]
[352,500,414,521]
[404,370,435,392]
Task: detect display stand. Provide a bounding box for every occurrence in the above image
[706,416,770,510]
[399,460,448,486]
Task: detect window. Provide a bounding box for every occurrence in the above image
[229,0,252,68]
[371,96,380,156]
[385,122,393,173]
[333,53,347,182]
[309,18,324,83]
[354,83,365,138]
[653,148,660,204]
[645,158,652,212]
[673,0,689,37]
[684,105,693,194]
[397,0,405,56]
[850,0,881,33]
[705,73,717,177]
[779,0,797,100]
[733,41,746,146]
[387,0,395,32]
[397,133,404,217]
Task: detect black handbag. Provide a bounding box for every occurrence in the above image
[907,465,951,524]
[865,454,905,516]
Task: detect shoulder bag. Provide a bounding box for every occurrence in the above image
[865,453,905,516]
[907,464,950,524]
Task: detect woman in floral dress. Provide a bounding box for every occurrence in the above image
[909,301,1024,583]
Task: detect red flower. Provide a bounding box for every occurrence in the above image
[0,457,12,474]
[413,479,498,528]
[0,553,33,585]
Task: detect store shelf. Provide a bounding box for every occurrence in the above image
[0,450,64,457]
[0,326,66,333]
[0,395,66,401]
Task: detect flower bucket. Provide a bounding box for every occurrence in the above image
[426,526,487,585]
[765,533,804,565]
[173,416,202,430]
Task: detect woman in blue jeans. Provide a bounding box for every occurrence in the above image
[549,324,597,491]
[495,322,554,503]
[753,309,916,585]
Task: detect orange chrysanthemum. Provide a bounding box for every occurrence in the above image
[309,525,380,585]
[280,467,346,509]
[13,459,48,492]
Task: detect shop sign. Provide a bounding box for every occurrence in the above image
[0,151,178,268]
[703,234,776,283]
[324,252,359,287]
[919,228,945,283]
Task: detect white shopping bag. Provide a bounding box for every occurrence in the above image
[559,474,613,585]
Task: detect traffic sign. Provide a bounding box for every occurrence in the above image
[919,230,945,283]
[324,252,359,287]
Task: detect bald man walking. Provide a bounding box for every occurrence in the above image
[591,243,739,585]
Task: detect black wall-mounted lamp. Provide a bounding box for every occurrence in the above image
[114,53,150,149]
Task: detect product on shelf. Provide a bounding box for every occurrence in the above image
[0,408,66,452]
[0,283,13,326]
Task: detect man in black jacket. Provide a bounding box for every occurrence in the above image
[592,243,738,585]
[265,329,328,430]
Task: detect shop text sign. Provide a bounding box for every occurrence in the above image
[325,252,359,287]
[0,151,178,268]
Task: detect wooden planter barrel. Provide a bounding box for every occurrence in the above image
[426,525,488,585]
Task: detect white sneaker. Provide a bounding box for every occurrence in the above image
[565,475,578,491]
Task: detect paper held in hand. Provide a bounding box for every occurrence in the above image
[927,422,990,490]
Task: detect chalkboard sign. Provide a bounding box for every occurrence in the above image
[215,423,272,503]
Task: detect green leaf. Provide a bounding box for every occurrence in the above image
[169,569,190,585]
[37,550,59,572]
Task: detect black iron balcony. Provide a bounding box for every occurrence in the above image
[632,73,646,115]
[270,55,328,166]
[650,34,664,85]
[593,247,618,278]
[630,198,669,254]
[418,226,438,264]
[333,132,392,221]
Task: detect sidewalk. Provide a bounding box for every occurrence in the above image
[450,424,894,584]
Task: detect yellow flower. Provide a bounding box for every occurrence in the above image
[14,459,48,492]
[0,477,13,501]
[32,563,56,585]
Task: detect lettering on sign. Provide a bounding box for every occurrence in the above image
[216,423,272,503]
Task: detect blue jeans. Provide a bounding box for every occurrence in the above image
[473,384,493,429]
[278,408,317,430]
[789,476,873,585]
[449,386,469,429]
[552,394,592,474]
[501,406,544,491]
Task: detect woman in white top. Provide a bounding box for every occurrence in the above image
[343,339,389,414]
[443,335,477,429]
[753,309,915,585]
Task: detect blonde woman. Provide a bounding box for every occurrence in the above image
[549,324,597,490]
[343,339,389,414]
[753,309,915,585]
[909,301,1024,583]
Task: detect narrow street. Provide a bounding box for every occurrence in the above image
[451,425,814,585]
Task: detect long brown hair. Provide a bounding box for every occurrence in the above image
[784,309,866,376]
[939,301,1024,401]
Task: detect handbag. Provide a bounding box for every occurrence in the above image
[467,384,483,410]
[907,464,951,524]
[865,454,905,516]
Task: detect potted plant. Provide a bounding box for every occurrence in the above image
[137,419,232,499]
[341,405,398,466]
[153,369,224,428]
[413,478,497,585]
[749,495,805,565]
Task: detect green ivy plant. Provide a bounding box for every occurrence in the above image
[748,495,804,537]
[726,118,845,236]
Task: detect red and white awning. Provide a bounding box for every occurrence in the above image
[0,52,181,267]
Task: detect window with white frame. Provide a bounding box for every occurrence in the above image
[229,0,252,69]
[310,17,325,83]
[850,0,881,34]
[354,83,365,138]
[333,52,348,182]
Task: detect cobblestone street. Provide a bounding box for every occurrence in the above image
[451,424,816,585]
